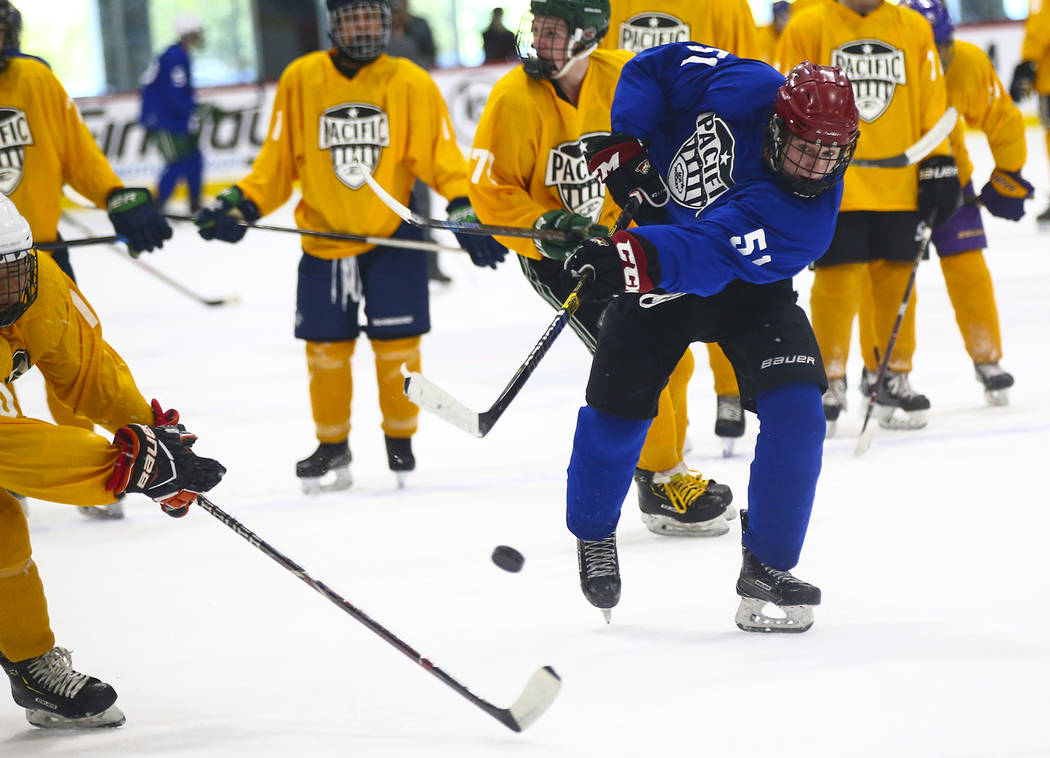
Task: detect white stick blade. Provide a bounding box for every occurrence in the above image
[403,371,482,437]
[507,666,562,731]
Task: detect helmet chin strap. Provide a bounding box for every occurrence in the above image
[550,32,596,80]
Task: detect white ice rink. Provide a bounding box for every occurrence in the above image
[2,127,1048,756]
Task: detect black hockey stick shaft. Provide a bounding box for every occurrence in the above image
[194,494,559,731]
[855,217,934,453]
[36,235,124,250]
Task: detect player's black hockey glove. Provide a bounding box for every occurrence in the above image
[980,168,1034,221]
[106,187,173,257]
[585,132,670,224]
[193,186,260,243]
[562,230,661,302]
[533,210,608,261]
[917,155,962,228]
[107,423,226,518]
[446,198,508,269]
[1009,60,1036,102]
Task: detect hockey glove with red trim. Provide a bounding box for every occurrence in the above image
[585,133,669,224]
[107,424,226,518]
[562,230,661,302]
[150,399,180,426]
[106,187,172,257]
[534,210,608,261]
[193,186,260,243]
[980,168,1034,221]
[917,156,962,228]
[446,197,508,269]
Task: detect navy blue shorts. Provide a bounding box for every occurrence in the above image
[294,222,430,342]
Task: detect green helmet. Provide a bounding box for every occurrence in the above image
[517,0,610,80]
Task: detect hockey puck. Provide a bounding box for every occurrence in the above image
[491,545,525,572]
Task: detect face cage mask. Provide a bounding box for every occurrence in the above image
[329,3,392,64]
[765,114,856,199]
[0,248,38,328]
[516,12,598,81]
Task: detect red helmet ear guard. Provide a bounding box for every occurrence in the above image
[775,61,860,147]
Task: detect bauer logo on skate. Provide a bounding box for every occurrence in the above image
[319,104,390,190]
[668,112,734,214]
[618,13,690,54]
[545,133,608,221]
[832,41,906,122]
[0,108,33,195]
[760,354,817,370]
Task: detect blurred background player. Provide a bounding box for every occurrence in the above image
[194,0,506,494]
[860,0,1032,407]
[600,0,760,455]
[139,13,205,214]
[776,0,962,434]
[0,194,224,728]
[0,0,172,519]
[1009,0,1050,226]
[757,1,791,65]
[482,7,517,62]
[469,0,734,538]
[561,54,858,629]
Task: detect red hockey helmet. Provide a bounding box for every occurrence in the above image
[765,61,860,198]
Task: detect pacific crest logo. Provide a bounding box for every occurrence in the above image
[0,108,33,195]
[319,103,390,190]
[545,132,608,222]
[618,13,690,54]
[668,112,735,215]
[831,40,907,123]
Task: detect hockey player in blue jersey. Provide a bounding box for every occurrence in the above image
[562,46,859,632]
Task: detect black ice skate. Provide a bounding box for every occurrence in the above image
[714,395,745,457]
[1037,204,1050,228]
[577,534,621,623]
[296,441,352,495]
[871,370,930,430]
[385,435,415,489]
[974,362,1014,407]
[78,494,125,521]
[735,511,820,634]
[0,647,125,728]
[822,378,847,438]
[634,463,733,535]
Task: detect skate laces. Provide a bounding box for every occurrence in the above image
[26,648,89,699]
[580,537,618,578]
[825,378,847,407]
[664,471,711,513]
[883,371,920,400]
[716,397,742,422]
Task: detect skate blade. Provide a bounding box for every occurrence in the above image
[720,437,735,458]
[299,467,353,495]
[722,503,738,521]
[395,471,409,489]
[824,419,837,439]
[984,388,1009,407]
[734,597,814,634]
[641,512,730,537]
[26,704,126,729]
[600,608,612,624]
[78,502,125,520]
[875,405,927,430]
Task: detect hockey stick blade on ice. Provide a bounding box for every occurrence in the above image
[194,495,561,731]
[850,107,958,168]
[405,193,643,437]
[356,166,571,242]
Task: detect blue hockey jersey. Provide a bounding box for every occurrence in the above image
[139,43,196,134]
[611,43,842,297]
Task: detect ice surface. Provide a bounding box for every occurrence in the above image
[2,128,1047,756]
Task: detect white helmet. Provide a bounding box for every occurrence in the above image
[175,13,203,38]
[0,193,37,327]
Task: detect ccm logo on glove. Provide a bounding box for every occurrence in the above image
[617,238,641,292]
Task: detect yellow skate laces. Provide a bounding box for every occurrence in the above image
[663,470,712,513]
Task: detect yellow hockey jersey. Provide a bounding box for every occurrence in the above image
[756,23,780,65]
[237,52,470,260]
[775,1,950,212]
[600,0,759,58]
[945,40,1025,188]
[0,254,152,506]
[1022,0,1050,94]
[0,58,123,244]
[468,50,632,260]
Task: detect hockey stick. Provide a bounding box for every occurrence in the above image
[854,217,935,456]
[194,494,561,732]
[164,214,466,255]
[356,167,571,242]
[36,235,124,250]
[850,107,958,168]
[404,192,642,438]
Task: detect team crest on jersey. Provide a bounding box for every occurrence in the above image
[0,108,33,195]
[318,103,390,190]
[618,13,690,53]
[831,40,906,122]
[667,112,735,215]
[545,132,608,221]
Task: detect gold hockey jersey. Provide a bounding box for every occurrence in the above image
[945,39,1026,188]
[600,0,759,58]
[237,52,470,260]
[775,1,950,212]
[1022,0,1050,94]
[0,58,123,244]
[0,254,152,506]
[467,50,632,260]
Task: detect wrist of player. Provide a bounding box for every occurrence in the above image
[585,132,669,211]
